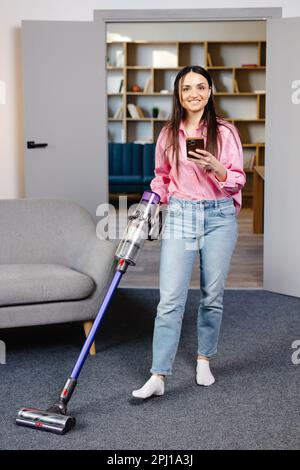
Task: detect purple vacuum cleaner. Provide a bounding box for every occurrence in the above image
[16,190,161,435]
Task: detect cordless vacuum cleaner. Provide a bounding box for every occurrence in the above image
[16,190,161,435]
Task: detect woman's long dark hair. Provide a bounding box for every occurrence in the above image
[164,65,223,171]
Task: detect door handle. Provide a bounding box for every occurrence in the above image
[27,141,48,149]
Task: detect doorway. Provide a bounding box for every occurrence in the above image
[104,17,271,288]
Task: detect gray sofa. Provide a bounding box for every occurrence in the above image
[0,199,117,352]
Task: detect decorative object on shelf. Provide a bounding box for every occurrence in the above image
[159,89,170,94]
[131,84,142,92]
[152,107,159,118]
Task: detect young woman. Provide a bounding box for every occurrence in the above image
[132,66,246,399]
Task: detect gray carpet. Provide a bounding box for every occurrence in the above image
[0,288,299,450]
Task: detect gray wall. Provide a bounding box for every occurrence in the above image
[264,17,300,297]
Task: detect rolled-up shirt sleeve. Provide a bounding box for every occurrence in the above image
[150,130,171,204]
[211,125,246,195]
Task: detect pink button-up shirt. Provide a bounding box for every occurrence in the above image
[150,120,246,214]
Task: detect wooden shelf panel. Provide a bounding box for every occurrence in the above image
[207,40,264,44]
[233,118,265,122]
[126,118,153,121]
[214,92,264,96]
[126,66,153,70]
[126,66,181,70]
[243,143,265,147]
[208,66,265,70]
[106,39,266,153]
[126,92,172,96]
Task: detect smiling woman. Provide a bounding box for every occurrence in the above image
[132,65,246,399]
[180,76,211,113]
[179,70,227,182]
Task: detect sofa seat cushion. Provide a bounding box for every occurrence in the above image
[0,264,95,306]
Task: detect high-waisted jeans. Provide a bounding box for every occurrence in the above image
[150,196,238,376]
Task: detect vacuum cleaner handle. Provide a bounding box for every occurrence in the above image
[16,190,160,435]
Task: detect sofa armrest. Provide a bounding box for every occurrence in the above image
[73,238,117,291]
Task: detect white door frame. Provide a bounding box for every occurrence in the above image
[94,7,282,289]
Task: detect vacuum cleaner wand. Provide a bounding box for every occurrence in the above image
[16,190,161,435]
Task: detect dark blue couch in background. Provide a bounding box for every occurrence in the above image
[108,143,156,193]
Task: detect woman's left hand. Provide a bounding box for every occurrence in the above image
[188,149,227,182]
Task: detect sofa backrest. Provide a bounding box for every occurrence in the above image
[143,143,155,183]
[109,143,143,176]
[0,199,96,266]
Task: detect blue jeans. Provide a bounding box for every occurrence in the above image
[150,196,238,376]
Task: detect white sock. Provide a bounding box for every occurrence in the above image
[132,375,165,399]
[196,359,215,386]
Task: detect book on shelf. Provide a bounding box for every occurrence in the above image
[143,77,153,93]
[113,105,124,119]
[207,52,213,67]
[115,50,124,68]
[243,153,256,171]
[127,103,145,119]
[118,78,124,93]
[233,79,240,93]
[107,76,123,94]
[136,105,145,118]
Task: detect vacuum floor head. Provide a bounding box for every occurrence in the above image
[16,407,76,435]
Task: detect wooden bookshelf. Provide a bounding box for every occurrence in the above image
[107,39,266,203]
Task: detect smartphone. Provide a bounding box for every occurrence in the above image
[186,138,205,161]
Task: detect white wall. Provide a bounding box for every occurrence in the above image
[107,21,266,41]
[1,0,300,198]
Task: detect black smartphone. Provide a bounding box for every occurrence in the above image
[186,138,205,161]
